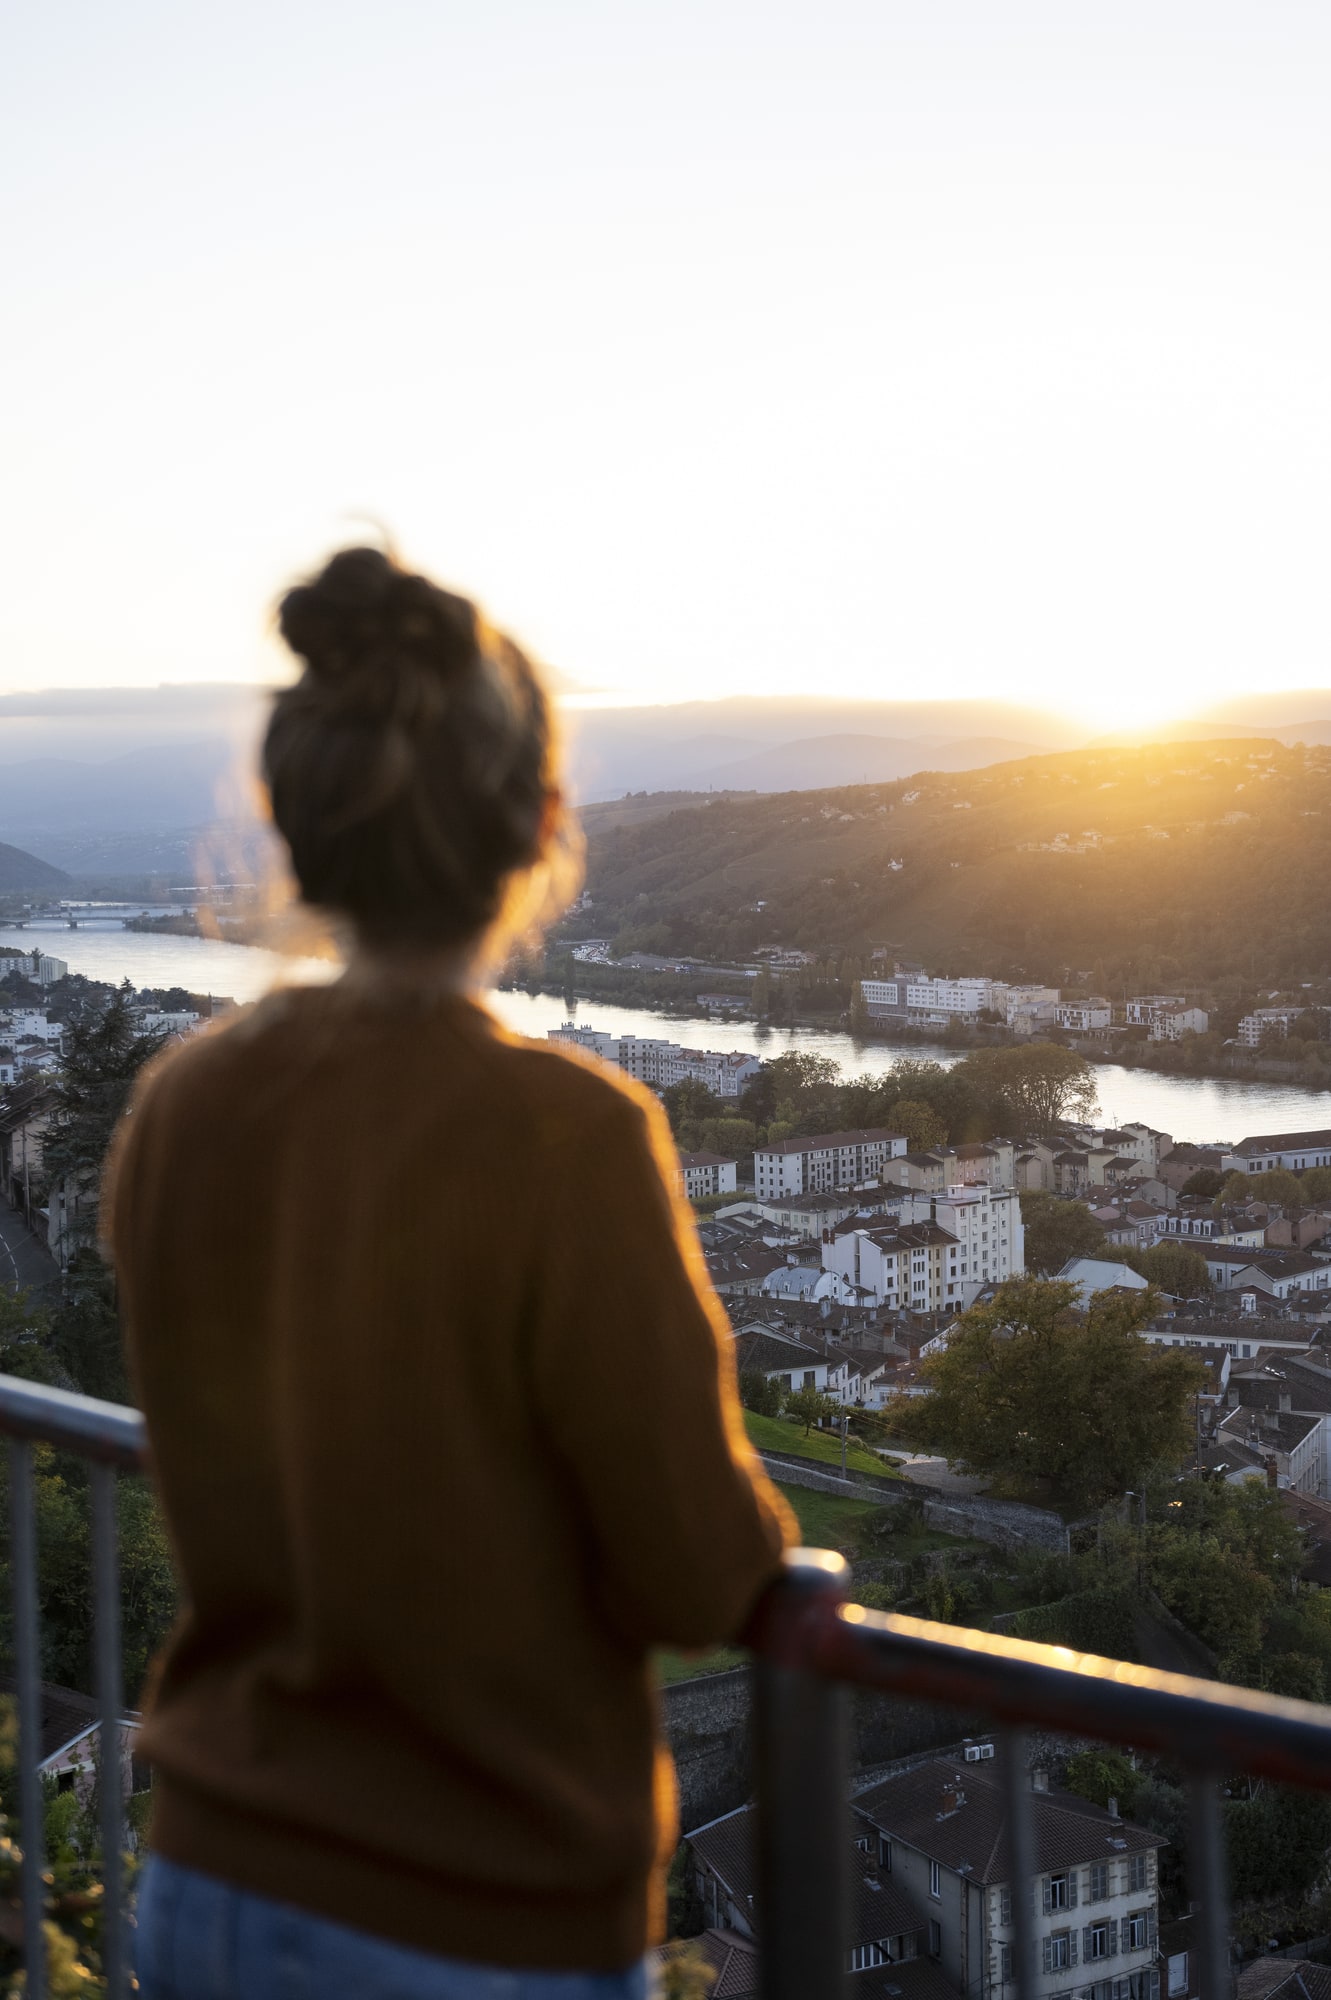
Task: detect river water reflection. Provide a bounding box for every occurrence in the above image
[15,924,1331,1148]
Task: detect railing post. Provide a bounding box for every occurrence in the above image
[1000,1726,1037,2000]
[91,1462,126,2000]
[1188,1771,1232,2000]
[750,1550,849,2000]
[11,1437,46,2000]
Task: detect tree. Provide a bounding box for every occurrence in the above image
[739,1370,785,1418]
[1121,1241,1211,1299]
[1180,1168,1224,1198]
[1217,1167,1303,1207]
[661,1077,721,1136]
[1019,1191,1107,1276]
[886,1097,948,1153]
[1301,1166,1331,1203]
[953,1044,1097,1137]
[43,988,167,1250]
[785,1386,840,1436]
[885,1279,1203,1509]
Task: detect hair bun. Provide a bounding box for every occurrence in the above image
[278,547,480,693]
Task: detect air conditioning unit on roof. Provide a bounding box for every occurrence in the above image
[964,1745,982,1762]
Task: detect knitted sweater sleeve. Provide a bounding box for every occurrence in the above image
[530,1084,795,1649]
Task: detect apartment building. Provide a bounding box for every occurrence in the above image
[1223,1128,1331,1175]
[1056,999,1113,1032]
[754,1126,908,1198]
[546,1025,761,1097]
[1237,1007,1309,1048]
[861,975,1059,1030]
[823,1184,1024,1312]
[1124,996,1208,1041]
[674,1150,737,1199]
[0,951,68,986]
[854,1755,1164,2000]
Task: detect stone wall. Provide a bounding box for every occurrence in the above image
[756,1452,1069,1554]
[661,1663,990,1829]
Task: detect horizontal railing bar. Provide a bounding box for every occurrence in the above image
[746,1551,1331,1795]
[0,1376,146,1470]
[819,1604,1331,1791]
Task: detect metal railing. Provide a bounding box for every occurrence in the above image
[748,1550,1331,2000]
[5,1375,1331,2000]
[1,1376,146,2000]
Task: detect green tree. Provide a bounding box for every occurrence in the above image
[1217,1167,1303,1207]
[885,1279,1203,1509]
[1180,1168,1224,1198]
[953,1044,1097,1137]
[1018,1191,1107,1276]
[739,1370,785,1418]
[661,1078,722,1136]
[785,1387,840,1436]
[1301,1166,1331,1203]
[43,987,167,1251]
[1063,1747,1140,1814]
[1121,1241,1211,1299]
[886,1098,948,1153]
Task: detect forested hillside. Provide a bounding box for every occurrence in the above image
[0,839,69,890]
[570,738,1331,988]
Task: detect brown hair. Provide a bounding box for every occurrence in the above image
[264,546,575,952]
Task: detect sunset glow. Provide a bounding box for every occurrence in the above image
[4,3,1330,731]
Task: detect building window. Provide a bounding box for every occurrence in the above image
[1001,1946,1013,1981]
[1049,1934,1071,1972]
[1088,1863,1107,1901]
[1048,1873,1071,1911]
[929,1921,941,1958]
[929,1860,941,1898]
[1127,1913,1150,1951]
[1088,1923,1109,1961]
[850,1943,889,1971]
[1127,1854,1147,1893]
[879,1835,891,1872]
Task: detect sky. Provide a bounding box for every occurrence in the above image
[4,1,1331,730]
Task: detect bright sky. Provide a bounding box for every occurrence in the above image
[4,2,1330,728]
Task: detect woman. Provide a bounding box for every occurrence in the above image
[105,547,793,1999]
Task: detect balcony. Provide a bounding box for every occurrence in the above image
[4,1373,1331,1999]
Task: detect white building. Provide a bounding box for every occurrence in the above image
[1055,1257,1153,1307]
[755,1126,908,1198]
[0,951,68,986]
[1055,998,1113,1032]
[1222,1128,1331,1176]
[1237,1007,1310,1048]
[546,1025,761,1097]
[674,1151,737,1200]
[854,1754,1164,2000]
[823,1184,1024,1312]
[1125,994,1185,1025]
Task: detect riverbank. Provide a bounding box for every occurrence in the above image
[524,970,1331,1099]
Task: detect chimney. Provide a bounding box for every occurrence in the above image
[1031,1768,1049,1793]
[1279,1393,1292,1413]
[1107,1796,1120,1821]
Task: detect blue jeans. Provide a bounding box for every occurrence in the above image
[135,1856,656,2000]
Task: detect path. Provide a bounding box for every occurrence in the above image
[0,1204,59,1302]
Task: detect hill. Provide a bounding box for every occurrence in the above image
[570,737,1331,989]
[0,841,70,891]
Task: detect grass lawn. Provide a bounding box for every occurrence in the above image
[655,1645,748,1686]
[743,1410,901,1479]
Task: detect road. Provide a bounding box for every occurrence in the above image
[0,1203,60,1302]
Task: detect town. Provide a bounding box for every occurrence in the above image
[6,946,1331,1994]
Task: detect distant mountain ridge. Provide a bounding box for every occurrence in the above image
[571,735,1331,990]
[0,841,70,891]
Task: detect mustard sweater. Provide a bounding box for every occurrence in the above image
[104,984,792,1968]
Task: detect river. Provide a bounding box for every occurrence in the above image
[12,922,1331,1147]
